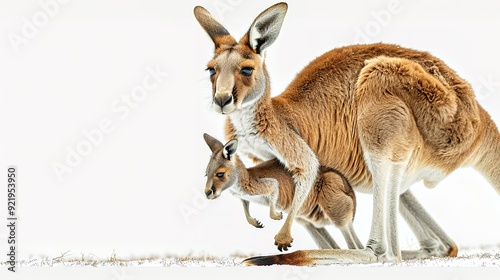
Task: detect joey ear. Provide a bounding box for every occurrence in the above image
[223,139,238,160]
[203,133,224,153]
[194,6,237,48]
[246,2,288,54]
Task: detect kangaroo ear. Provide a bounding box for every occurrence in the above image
[223,139,238,160]
[246,2,288,54]
[194,6,237,48]
[203,133,224,153]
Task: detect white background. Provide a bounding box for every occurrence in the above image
[0,0,499,261]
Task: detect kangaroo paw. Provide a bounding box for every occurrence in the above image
[274,231,293,251]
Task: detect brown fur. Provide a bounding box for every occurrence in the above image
[248,161,358,226]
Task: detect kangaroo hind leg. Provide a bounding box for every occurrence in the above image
[473,122,500,193]
[357,96,418,260]
[339,222,364,249]
[399,190,458,259]
[297,218,340,249]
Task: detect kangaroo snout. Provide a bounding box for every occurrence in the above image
[205,189,215,199]
[205,185,220,199]
[214,94,232,107]
[213,93,235,114]
[205,188,214,198]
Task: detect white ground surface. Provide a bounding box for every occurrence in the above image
[2,247,500,280]
[3,246,500,269]
[3,245,500,267]
[6,252,500,268]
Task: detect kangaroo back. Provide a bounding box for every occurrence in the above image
[357,56,481,165]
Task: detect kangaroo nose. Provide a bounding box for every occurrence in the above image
[214,95,232,108]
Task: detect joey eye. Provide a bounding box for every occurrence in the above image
[207,67,216,77]
[215,172,225,178]
[240,67,253,76]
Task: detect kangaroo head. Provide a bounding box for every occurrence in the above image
[203,133,239,199]
[194,3,288,114]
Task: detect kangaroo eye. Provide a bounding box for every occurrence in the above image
[240,67,253,76]
[207,67,216,77]
[215,172,225,178]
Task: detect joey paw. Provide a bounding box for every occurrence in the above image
[252,219,264,228]
[270,211,283,220]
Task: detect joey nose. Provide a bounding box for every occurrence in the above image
[205,189,213,198]
[214,95,232,108]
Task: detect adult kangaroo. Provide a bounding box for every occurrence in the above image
[194,2,500,265]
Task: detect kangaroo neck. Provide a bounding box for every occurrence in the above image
[230,94,275,134]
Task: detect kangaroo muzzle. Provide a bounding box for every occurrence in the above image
[213,93,233,113]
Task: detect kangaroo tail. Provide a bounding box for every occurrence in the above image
[243,251,313,266]
[242,249,376,266]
